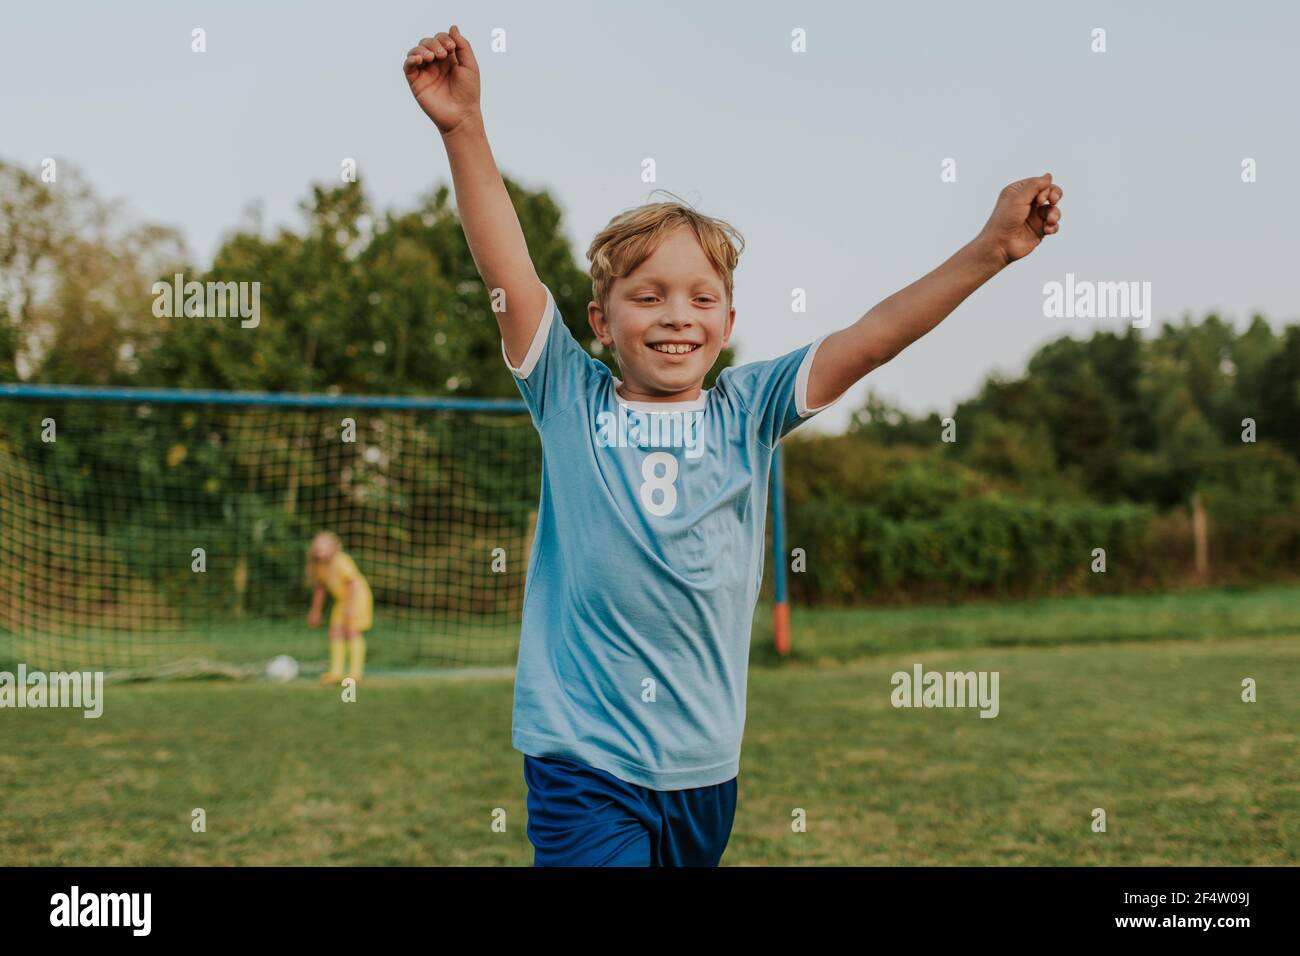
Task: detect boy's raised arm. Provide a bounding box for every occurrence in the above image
[404,25,549,366]
[804,174,1064,410]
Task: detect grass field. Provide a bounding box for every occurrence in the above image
[2,585,1297,865]
[0,615,523,673]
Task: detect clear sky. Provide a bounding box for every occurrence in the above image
[3,0,1296,431]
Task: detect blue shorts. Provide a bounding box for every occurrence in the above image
[523,755,738,867]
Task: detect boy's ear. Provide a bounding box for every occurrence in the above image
[587,300,615,347]
[721,304,736,346]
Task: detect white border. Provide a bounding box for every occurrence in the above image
[501,285,556,379]
[795,334,838,418]
[612,378,709,413]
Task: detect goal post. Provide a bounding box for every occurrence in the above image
[771,443,791,657]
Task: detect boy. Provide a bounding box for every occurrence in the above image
[403,26,1062,866]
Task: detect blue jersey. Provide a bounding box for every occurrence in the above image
[506,285,836,790]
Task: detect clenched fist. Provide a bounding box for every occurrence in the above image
[978,173,1064,265]
[403,25,481,135]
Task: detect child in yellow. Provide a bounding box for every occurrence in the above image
[305,532,373,684]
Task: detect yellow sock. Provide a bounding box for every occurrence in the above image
[328,639,346,678]
[347,635,366,679]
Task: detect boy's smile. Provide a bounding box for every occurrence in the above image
[588,227,735,405]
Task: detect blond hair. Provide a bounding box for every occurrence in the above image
[305,531,342,587]
[585,191,745,316]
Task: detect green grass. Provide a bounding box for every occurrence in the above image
[0,615,523,673]
[751,583,1300,664]
[2,586,1297,865]
[6,583,1298,674]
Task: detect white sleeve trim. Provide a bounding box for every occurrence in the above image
[795,334,839,418]
[501,285,556,379]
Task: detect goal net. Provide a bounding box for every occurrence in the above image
[0,386,540,674]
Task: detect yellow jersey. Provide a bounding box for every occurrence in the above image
[319,552,373,631]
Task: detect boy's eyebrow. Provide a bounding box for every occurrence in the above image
[625,276,724,293]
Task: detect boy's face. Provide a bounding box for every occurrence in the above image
[588,228,735,402]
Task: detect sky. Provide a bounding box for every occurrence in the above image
[2,0,1297,431]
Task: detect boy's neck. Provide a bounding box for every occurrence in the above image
[615,381,704,406]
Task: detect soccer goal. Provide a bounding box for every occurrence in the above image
[0,383,792,676]
[0,384,547,674]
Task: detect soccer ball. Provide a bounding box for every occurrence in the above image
[266,655,300,682]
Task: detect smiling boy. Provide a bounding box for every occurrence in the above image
[404,25,1062,866]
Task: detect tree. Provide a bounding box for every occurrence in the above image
[136,175,734,396]
[0,158,186,385]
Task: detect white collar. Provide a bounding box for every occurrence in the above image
[612,377,709,412]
